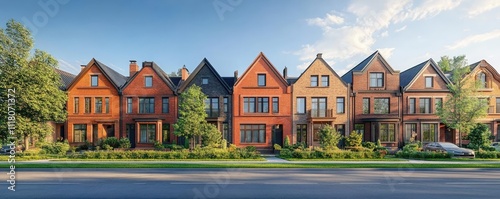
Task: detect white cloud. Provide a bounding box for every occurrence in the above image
[295,0,462,70]
[58,59,78,74]
[468,0,500,18]
[447,29,500,50]
[395,0,461,22]
[306,13,344,30]
[395,25,407,32]
[380,31,389,37]
[378,48,395,59]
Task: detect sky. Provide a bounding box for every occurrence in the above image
[1,0,500,78]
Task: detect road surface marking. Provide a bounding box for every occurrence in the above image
[446,182,500,185]
[264,182,318,185]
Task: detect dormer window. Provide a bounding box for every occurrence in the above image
[370,73,384,87]
[478,72,487,88]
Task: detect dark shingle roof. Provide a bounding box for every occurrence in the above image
[178,58,232,93]
[170,77,182,87]
[222,77,235,87]
[341,51,379,84]
[151,62,176,91]
[400,60,428,88]
[55,68,76,90]
[94,59,128,88]
[468,61,481,72]
[287,77,298,85]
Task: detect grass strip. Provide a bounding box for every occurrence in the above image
[8,163,500,169]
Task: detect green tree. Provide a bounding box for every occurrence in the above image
[437,55,466,73]
[436,55,488,146]
[467,123,492,150]
[0,20,67,150]
[174,85,208,149]
[201,123,222,148]
[319,124,342,150]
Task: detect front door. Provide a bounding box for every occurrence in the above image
[272,124,283,148]
[127,124,136,148]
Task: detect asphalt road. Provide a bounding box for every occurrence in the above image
[1,168,499,199]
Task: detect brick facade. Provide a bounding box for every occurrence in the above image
[66,59,125,146]
[232,53,292,149]
[291,53,349,146]
[121,61,178,148]
[401,59,452,146]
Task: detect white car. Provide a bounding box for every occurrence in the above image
[492,142,500,151]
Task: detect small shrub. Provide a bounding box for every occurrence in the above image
[345,131,363,147]
[119,138,131,149]
[221,139,227,150]
[284,136,291,148]
[102,137,120,149]
[40,140,70,155]
[154,141,165,150]
[280,148,293,158]
[273,144,282,151]
[245,146,256,152]
[319,125,343,150]
[362,142,376,150]
[102,144,113,151]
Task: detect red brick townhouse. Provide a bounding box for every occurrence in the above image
[232,52,292,149]
[342,51,401,148]
[464,60,500,141]
[121,61,179,148]
[400,59,453,145]
[177,58,235,143]
[291,53,349,146]
[66,59,127,146]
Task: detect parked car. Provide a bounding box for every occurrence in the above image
[423,142,475,158]
[492,142,500,151]
[0,145,15,155]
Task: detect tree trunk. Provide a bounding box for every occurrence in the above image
[458,129,462,147]
[24,136,29,151]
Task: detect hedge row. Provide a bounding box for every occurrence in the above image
[395,151,452,159]
[279,148,386,159]
[475,150,500,159]
[68,148,260,159]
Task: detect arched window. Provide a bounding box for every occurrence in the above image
[478,72,487,88]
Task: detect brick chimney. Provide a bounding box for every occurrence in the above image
[129,60,138,77]
[234,70,238,81]
[80,65,86,71]
[283,66,288,79]
[317,53,323,59]
[181,65,189,81]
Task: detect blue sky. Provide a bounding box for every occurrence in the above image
[1,0,500,77]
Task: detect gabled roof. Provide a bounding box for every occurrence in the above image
[178,58,232,93]
[67,58,128,91]
[55,68,76,90]
[295,53,347,87]
[466,59,500,82]
[234,52,289,87]
[341,50,398,84]
[287,77,298,85]
[222,77,235,87]
[170,77,182,87]
[400,58,451,90]
[121,61,177,92]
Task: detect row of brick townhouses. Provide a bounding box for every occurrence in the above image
[55,51,500,149]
